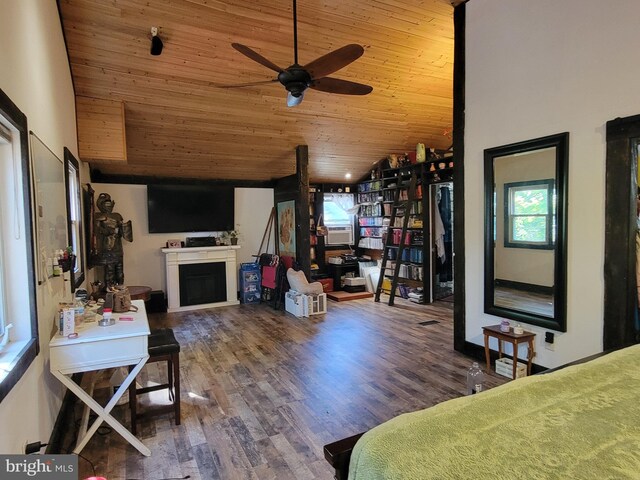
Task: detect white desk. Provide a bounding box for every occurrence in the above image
[49,299,151,456]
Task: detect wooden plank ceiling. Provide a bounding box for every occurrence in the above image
[59,0,454,183]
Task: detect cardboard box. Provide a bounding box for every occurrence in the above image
[59,306,75,336]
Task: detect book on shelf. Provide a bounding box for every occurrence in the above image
[358,237,384,249]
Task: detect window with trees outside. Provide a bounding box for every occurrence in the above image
[0,89,39,404]
[323,193,355,227]
[504,179,555,250]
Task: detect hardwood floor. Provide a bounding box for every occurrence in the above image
[494,286,554,317]
[66,298,507,479]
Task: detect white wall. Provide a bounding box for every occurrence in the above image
[465,0,640,367]
[234,188,276,265]
[90,185,274,292]
[0,0,78,453]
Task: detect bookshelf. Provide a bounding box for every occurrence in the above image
[356,153,454,303]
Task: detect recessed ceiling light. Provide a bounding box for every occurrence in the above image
[345,172,352,179]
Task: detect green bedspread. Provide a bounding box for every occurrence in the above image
[349,344,640,479]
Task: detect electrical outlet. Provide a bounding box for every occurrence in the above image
[544,331,555,351]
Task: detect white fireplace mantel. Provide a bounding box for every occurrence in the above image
[162,246,240,312]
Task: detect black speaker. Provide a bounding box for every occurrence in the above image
[185,236,217,247]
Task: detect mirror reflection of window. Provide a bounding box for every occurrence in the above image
[64,148,85,291]
[504,180,555,249]
[68,162,81,272]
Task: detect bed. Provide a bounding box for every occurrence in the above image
[324,345,640,479]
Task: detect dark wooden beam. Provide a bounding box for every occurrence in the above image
[273,146,311,278]
[604,114,640,349]
[453,3,466,353]
[89,168,276,188]
[296,145,311,278]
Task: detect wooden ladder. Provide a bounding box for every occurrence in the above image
[374,170,418,306]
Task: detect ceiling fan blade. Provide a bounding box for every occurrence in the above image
[218,79,279,89]
[310,77,373,95]
[303,44,365,80]
[287,91,304,107]
[231,43,283,73]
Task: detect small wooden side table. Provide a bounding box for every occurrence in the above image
[128,285,152,302]
[482,325,536,379]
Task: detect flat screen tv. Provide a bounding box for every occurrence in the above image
[147,184,235,233]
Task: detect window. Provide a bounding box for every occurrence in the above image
[0,125,8,339]
[0,89,39,403]
[504,180,555,249]
[64,148,85,291]
[323,193,355,226]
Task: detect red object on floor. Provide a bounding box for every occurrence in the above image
[317,278,334,292]
[262,265,278,289]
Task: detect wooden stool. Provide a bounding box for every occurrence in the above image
[129,328,181,435]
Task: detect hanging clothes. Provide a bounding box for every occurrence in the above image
[434,202,446,262]
[437,185,453,283]
[438,186,452,242]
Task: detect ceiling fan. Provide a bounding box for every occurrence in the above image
[226,0,373,107]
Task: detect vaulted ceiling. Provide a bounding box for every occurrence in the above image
[59,0,454,183]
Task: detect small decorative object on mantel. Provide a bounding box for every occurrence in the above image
[167,239,182,248]
[222,229,240,245]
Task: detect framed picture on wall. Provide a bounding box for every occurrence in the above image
[277,200,296,258]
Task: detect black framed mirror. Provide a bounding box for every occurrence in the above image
[484,133,569,332]
[63,147,85,291]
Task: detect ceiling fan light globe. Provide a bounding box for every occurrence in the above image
[287,91,304,107]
